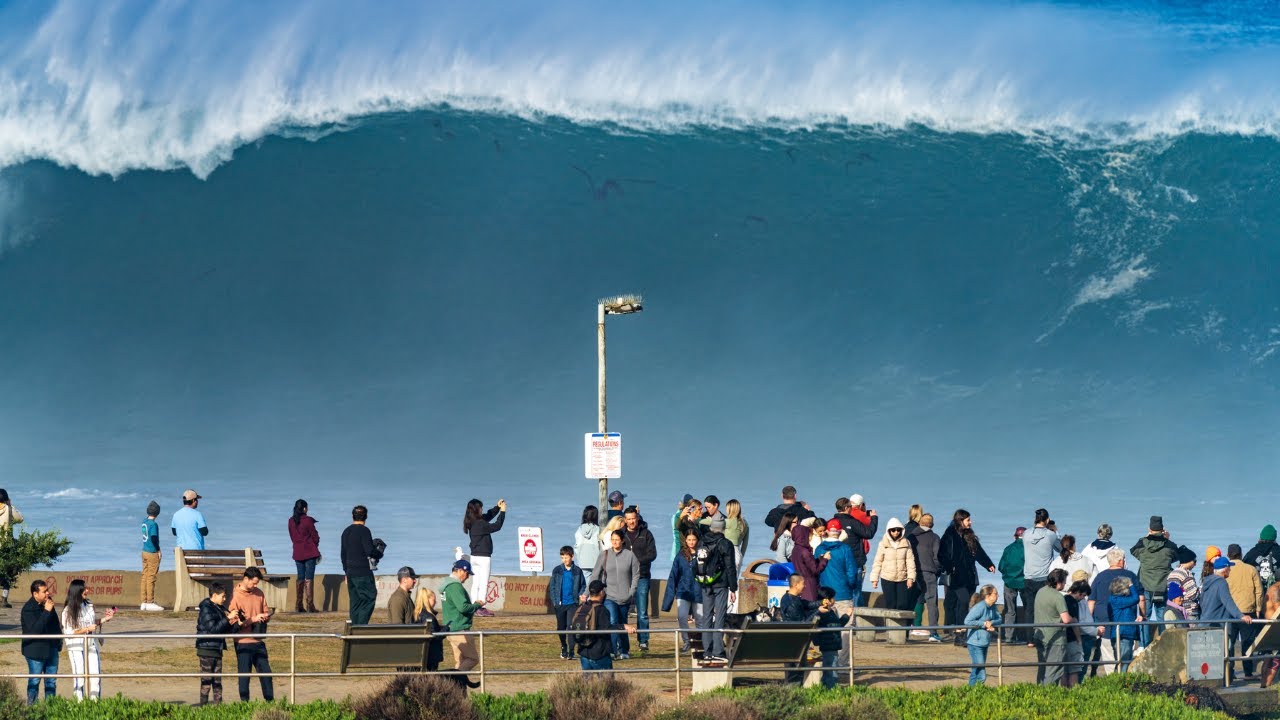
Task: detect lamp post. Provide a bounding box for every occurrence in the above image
[597,294,643,516]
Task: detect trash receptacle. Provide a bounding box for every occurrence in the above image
[767,562,795,609]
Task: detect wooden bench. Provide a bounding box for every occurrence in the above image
[692,617,817,692]
[340,622,435,673]
[852,607,915,645]
[173,548,290,611]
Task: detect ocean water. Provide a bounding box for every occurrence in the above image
[0,1,1278,585]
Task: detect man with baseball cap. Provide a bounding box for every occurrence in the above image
[441,559,485,689]
[171,489,208,551]
[606,491,626,521]
[387,567,417,625]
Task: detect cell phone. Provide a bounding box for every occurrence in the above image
[110,606,118,612]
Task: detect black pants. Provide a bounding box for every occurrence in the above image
[555,604,578,654]
[1231,623,1260,677]
[235,643,273,702]
[1020,578,1045,631]
[882,580,911,611]
[943,585,973,626]
[198,655,223,703]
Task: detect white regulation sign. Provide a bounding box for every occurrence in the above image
[585,432,622,479]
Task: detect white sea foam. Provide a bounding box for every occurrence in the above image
[1,1,1280,179]
[38,488,139,501]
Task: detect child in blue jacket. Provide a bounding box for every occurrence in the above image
[964,584,1002,685]
[1107,576,1141,672]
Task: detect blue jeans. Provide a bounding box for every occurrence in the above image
[851,567,864,607]
[821,650,839,689]
[295,557,317,582]
[967,644,988,685]
[1141,592,1162,645]
[603,599,630,655]
[26,655,57,704]
[579,655,613,673]
[634,578,650,645]
[1118,638,1135,672]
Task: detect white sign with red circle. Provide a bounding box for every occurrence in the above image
[1185,628,1224,680]
[518,526,544,572]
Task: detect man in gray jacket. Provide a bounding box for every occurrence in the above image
[1022,508,1061,626]
[593,529,640,659]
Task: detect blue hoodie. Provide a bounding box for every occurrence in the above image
[816,539,859,602]
[964,600,1003,647]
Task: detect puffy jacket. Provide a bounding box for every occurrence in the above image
[289,515,320,562]
[909,526,940,577]
[964,601,1002,648]
[623,521,658,578]
[1022,527,1061,581]
[468,507,505,557]
[549,564,586,608]
[998,540,1025,590]
[870,534,917,584]
[789,525,828,601]
[815,539,859,601]
[574,524,602,571]
[813,606,848,652]
[661,554,703,611]
[196,597,233,653]
[1130,534,1178,593]
[938,524,995,590]
[1107,589,1141,640]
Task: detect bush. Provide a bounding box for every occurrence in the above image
[547,675,654,720]
[0,680,27,720]
[793,698,898,720]
[352,675,479,720]
[253,708,293,720]
[653,697,761,720]
[474,692,552,720]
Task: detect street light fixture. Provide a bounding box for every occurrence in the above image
[597,294,643,516]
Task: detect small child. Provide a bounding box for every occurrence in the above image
[813,586,850,689]
[195,582,241,705]
[551,545,586,660]
[140,500,162,611]
[779,574,820,622]
[963,584,1002,686]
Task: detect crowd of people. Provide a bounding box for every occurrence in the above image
[12,483,1280,705]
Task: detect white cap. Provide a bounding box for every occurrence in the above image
[849,493,865,507]
[887,517,905,531]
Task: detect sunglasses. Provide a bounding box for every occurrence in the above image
[888,529,903,534]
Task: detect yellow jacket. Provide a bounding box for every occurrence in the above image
[1227,561,1264,614]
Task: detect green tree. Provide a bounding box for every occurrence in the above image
[0,528,73,586]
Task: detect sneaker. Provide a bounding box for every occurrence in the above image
[928,634,942,643]
[910,629,930,637]
[703,654,727,664]
[560,651,568,660]
[474,608,495,617]
[145,603,165,611]
[639,642,649,652]
[618,653,631,660]
[679,643,691,653]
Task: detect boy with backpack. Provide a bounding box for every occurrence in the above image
[195,582,241,705]
[694,519,738,664]
[571,580,636,674]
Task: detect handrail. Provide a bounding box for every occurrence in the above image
[3,616,1271,703]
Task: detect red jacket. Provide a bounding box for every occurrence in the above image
[289,515,320,562]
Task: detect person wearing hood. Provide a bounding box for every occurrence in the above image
[1021,509,1062,627]
[939,509,997,646]
[1245,525,1280,589]
[573,506,603,585]
[816,520,858,670]
[834,494,878,607]
[1201,557,1254,679]
[1081,523,1117,580]
[871,518,917,611]
[622,506,657,653]
[1130,515,1178,644]
[909,513,943,641]
[227,567,275,702]
[788,522,830,602]
[998,527,1027,644]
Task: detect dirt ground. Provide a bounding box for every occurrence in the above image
[0,605,1043,706]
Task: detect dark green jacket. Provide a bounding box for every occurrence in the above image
[998,540,1026,590]
[440,577,482,631]
[1131,534,1178,594]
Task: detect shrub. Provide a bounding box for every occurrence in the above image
[547,675,654,720]
[653,697,761,720]
[0,680,26,720]
[793,698,898,720]
[352,675,479,720]
[253,708,294,720]
[730,685,805,719]
[474,691,552,720]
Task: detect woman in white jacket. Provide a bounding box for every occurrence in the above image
[1049,535,1094,582]
[573,505,602,585]
[61,579,116,700]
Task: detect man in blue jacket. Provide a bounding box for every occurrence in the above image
[815,519,858,673]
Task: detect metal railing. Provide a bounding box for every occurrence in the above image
[3,616,1272,703]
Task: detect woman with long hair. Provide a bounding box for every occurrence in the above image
[724,499,749,570]
[288,499,320,612]
[412,588,445,671]
[661,531,704,652]
[61,578,116,700]
[770,513,798,563]
[938,509,996,646]
[1049,535,1092,581]
[573,505,602,585]
[464,497,506,617]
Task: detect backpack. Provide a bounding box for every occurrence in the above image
[695,539,725,586]
[571,601,600,651]
[1259,553,1276,588]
